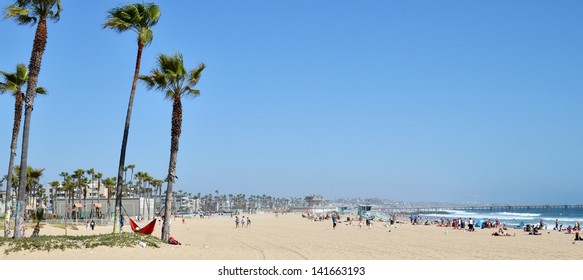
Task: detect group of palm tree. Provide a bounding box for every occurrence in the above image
[1,1,206,241]
[48,166,165,222]
[191,192,293,213]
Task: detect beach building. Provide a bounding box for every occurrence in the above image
[288,195,337,214]
[358,205,373,218]
[52,197,155,219]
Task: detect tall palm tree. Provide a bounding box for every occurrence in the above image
[5,0,62,239]
[1,65,46,237]
[86,168,94,216]
[151,178,163,212]
[94,172,103,218]
[71,169,85,218]
[102,177,116,220]
[49,180,60,215]
[0,63,46,237]
[103,2,160,234]
[139,52,205,240]
[62,176,75,221]
[25,167,44,207]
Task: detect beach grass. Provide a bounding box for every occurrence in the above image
[0,232,164,255]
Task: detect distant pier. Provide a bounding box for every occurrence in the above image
[379,204,583,214]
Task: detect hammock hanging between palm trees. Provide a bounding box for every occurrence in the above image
[129,217,156,235]
[122,205,157,235]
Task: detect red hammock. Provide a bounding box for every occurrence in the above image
[129,218,157,235]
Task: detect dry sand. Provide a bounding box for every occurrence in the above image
[2,213,582,260]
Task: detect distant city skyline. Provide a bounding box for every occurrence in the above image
[0,1,581,205]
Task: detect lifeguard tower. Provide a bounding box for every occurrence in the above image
[358,205,373,218]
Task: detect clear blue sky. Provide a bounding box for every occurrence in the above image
[0,1,581,204]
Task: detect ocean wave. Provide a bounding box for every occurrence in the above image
[444,210,477,215]
[423,212,538,221]
[496,212,541,217]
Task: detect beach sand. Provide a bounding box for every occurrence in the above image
[2,213,582,260]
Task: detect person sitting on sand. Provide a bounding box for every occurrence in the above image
[529,226,541,235]
[575,232,583,241]
[492,228,514,236]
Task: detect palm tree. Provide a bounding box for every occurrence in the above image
[101,177,115,220]
[49,180,60,215]
[103,2,160,234]
[5,0,62,239]
[61,176,75,233]
[86,168,94,216]
[25,167,44,208]
[0,64,33,237]
[134,171,145,217]
[139,52,205,240]
[1,64,46,237]
[71,169,85,220]
[151,178,163,213]
[94,172,103,218]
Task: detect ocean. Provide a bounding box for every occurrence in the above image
[419,208,583,228]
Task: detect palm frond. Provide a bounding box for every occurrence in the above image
[189,63,206,86]
[4,5,36,25]
[15,63,28,81]
[146,3,161,24]
[138,27,154,46]
[138,75,156,90]
[35,86,47,95]
[103,2,160,44]
[184,87,200,99]
[0,63,28,94]
[52,0,62,21]
[142,52,205,101]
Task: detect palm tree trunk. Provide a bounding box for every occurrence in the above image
[14,18,48,239]
[113,40,145,234]
[107,191,111,221]
[96,179,101,218]
[162,97,182,241]
[4,91,23,238]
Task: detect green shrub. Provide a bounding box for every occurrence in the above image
[0,233,164,255]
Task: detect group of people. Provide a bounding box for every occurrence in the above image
[234,215,251,228]
[85,219,96,230]
[428,217,477,231]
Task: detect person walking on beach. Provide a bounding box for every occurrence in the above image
[332,215,337,230]
[90,219,96,230]
[468,218,474,232]
[235,216,240,228]
[241,216,246,228]
[555,219,559,230]
[246,216,251,228]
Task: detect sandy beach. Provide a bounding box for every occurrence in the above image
[1,213,582,260]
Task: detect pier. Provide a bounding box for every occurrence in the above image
[379,204,583,214]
